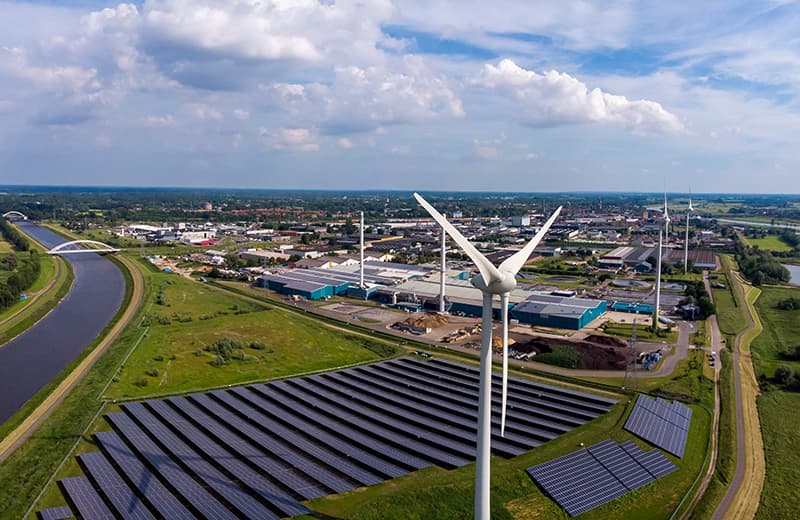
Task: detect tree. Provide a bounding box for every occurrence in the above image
[775,365,794,385]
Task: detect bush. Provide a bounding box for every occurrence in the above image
[775,365,794,385]
[133,378,149,387]
[145,368,160,377]
[249,342,267,350]
[153,355,164,362]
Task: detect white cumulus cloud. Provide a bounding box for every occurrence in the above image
[476,59,684,135]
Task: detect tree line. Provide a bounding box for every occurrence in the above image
[0,219,41,310]
[734,240,790,285]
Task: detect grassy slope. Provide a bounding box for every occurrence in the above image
[107,271,383,399]
[751,285,800,518]
[756,391,800,520]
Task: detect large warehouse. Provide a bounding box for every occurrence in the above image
[257,262,428,300]
[510,293,607,330]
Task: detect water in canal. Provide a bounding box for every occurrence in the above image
[0,223,125,424]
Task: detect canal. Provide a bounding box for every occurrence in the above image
[0,223,125,424]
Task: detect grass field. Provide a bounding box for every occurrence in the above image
[0,239,12,254]
[747,235,794,252]
[756,391,800,520]
[750,286,800,380]
[602,322,679,344]
[105,269,390,399]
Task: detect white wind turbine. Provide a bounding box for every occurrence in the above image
[653,194,671,330]
[663,192,670,243]
[414,193,562,520]
[684,191,694,275]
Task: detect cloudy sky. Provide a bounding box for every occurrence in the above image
[1,1,799,193]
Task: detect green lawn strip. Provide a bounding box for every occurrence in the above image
[602,322,679,344]
[755,391,800,520]
[0,256,136,519]
[0,257,72,346]
[27,250,57,293]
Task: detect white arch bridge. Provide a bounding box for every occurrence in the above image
[2,211,28,220]
[48,240,121,255]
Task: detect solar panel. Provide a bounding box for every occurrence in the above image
[237,386,408,479]
[145,398,309,518]
[372,361,581,433]
[304,374,481,457]
[527,440,677,516]
[58,477,114,520]
[36,506,73,520]
[208,389,359,493]
[183,392,329,501]
[42,357,618,520]
[223,386,386,487]
[94,430,195,520]
[105,411,238,520]
[260,381,432,471]
[78,451,155,520]
[624,395,692,458]
[341,368,550,450]
[281,378,471,468]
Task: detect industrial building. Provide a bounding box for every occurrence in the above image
[510,293,607,330]
[600,246,716,270]
[257,262,428,300]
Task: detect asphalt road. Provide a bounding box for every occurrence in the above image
[0,223,125,425]
[712,271,756,520]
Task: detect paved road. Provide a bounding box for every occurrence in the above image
[681,271,723,518]
[712,271,761,520]
[0,223,125,425]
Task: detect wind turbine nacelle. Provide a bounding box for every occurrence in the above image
[471,272,517,295]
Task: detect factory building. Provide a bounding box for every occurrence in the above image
[257,262,428,300]
[510,294,607,330]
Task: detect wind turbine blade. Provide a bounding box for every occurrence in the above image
[499,206,562,275]
[414,193,501,282]
[500,293,509,437]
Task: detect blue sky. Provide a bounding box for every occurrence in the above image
[1,0,799,193]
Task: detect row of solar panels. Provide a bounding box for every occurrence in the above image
[40,357,615,520]
[624,395,692,458]
[527,439,677,517]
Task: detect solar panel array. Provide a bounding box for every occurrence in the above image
[527,439,677,517]
[42,358,615,519]
[624,395,693,457]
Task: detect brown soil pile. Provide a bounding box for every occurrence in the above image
[585,334,627,348]
[404,313,449,329]
[511,334,628,370]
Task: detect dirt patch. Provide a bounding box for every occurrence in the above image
[585,334,627,348]
[402,313,449,329]
[511,334,628,370]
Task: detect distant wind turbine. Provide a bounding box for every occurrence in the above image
[653,196,670,330]
[684,191,694,275]
[414,192,562,520]
[663,192,670,243]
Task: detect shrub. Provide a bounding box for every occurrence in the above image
[133,378,149,387]
[145,368,160,377]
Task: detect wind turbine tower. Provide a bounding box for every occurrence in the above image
[653,197,670,330]
[359,211,365,291]
[684,192,694,275]
[415,193,561,520]
[440,215,447,313]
